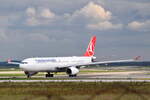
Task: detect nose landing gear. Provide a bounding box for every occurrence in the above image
[24,71,38,78]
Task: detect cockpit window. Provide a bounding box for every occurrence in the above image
[22,62,28,64]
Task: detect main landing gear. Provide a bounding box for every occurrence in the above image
[45,72,54,78]
[69,74,77,77]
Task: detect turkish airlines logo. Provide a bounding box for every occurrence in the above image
[88,41,94,55]
[89,42,93,52]
[84,36,96,56]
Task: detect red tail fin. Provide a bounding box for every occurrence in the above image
[84,36,96,57]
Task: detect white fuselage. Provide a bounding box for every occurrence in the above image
[19,56,92,72]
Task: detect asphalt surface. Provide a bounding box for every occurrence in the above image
[0,70,150,82]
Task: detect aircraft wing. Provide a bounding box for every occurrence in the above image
[67,56,141,68]
[7,59,23,65]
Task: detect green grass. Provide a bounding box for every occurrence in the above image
[0,82,149,100]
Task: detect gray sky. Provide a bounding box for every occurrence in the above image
[0,0,150,61]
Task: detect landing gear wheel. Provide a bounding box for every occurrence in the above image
[69,74,77,77]
[24,71,31,78]
[45,73,54,78]
[27,75,31,78]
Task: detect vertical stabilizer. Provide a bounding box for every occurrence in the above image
[84,36,96,57]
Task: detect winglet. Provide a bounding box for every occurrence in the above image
[84,36,96,57]
[134,56,141,60]
[7,58,12,63]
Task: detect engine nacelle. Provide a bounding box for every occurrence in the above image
[66,67,79,75]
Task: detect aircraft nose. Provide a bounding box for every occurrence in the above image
[19,64,26,70]
[19,64,23,69]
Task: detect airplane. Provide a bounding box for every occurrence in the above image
[8,36,140,78]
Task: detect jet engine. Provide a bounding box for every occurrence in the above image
[66,67,79,75]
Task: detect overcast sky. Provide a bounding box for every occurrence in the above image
[0,0,150,61]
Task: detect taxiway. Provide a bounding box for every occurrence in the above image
[0,70,150,82]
